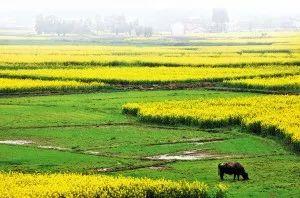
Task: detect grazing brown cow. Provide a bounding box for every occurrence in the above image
[218,162,249,180]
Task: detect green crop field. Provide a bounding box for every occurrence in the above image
[0,32,299,197]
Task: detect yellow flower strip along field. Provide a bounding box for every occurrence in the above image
[1,52,299,67]
[0,78,105,93]
[122,95,300,151]
[1,66,299,83]
[0,173,221,198]
[224,75,300,92]
[0,42,299,68]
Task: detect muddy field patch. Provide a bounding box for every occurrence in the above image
[147,150,229,161]
[0,140,33,145]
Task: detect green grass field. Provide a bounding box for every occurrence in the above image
[1,90,299,197]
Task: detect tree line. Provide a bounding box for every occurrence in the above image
[35,15,153,37]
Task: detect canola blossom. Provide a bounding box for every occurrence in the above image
[0,38,300,68]
[0,78,104,93]
[123,95,300,150]
[224,75,300,91]
[0,173,217,198]
[1,66,299,83]
[1,52,299,67]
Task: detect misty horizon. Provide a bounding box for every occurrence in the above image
[0,0,300,31]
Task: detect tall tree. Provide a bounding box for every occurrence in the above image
[212,8,229,32]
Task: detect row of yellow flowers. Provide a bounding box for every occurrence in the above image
[0,34,299,68]
[1,66,299,83]
[224,75,300,91]
[1,53,298,67]
[123,95,300,151]
[0,173,227,198]
[0,78,104,93]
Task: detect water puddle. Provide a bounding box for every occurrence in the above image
[96,168,114,172]
[85,151,100,155]
[0,140,33,145]
[147,150,226,161]
[38,145,70,151]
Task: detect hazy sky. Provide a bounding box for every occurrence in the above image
[1,0,299,27]
[1,0,300,14]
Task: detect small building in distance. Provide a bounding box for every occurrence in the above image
[182,17,208,33]
[171,22,185,36]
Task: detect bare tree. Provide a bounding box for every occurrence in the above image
[95,15,103,35]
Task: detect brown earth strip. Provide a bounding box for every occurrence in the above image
[146,138,226,146]
[0,122,134,131]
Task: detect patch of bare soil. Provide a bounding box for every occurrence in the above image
[0,140,33,145]
[95,168,114,172]
[111,81,215,91]
[148,165,172,170]
[38,145,70,151]
[1,122,133,131]
[147,150,229,161]
[85,151,100,155]
[147,138,225,146]
[193,139,224,145]
[93,161,171,173]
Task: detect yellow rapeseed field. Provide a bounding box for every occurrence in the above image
[224,75,300,91]
[1,32,300,68]
[0,78,104,93]
[0,52,298,67]
[123,95,300,150]
[0,173,217,198]
[1,66,299,83]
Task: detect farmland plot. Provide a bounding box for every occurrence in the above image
[1,32,299,198]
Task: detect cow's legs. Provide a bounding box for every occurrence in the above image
[220,172,224,180]
[237,175,240,181]
[234,174,236,180]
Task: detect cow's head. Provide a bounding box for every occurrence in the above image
[242,172,249,180]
